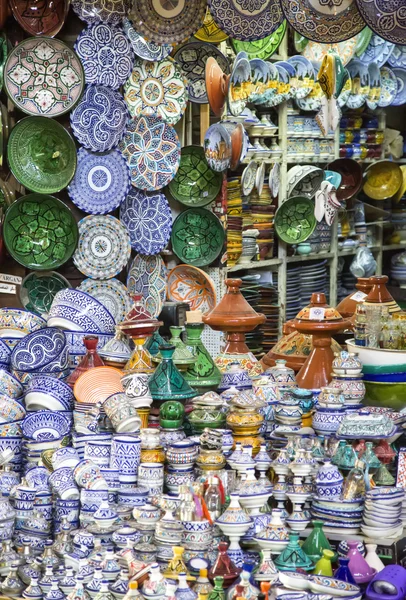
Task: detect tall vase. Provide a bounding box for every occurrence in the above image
[347,541,376,584]
[184,322,221,392]
[67,336,104,388]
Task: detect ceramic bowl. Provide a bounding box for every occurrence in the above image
[73,459,108,490]
[80,488,109,511]
[0,393,26,423]
[52,447,80,469]
[22,411,71,441]
[364,380,406,411]
[48,288,116,334]
[346,339,406,368]
[11,327,67,372]
[0,368,24,399]
[49,467,80,500]
[74,366,124,405]
[363,161,403,201]
[12,368,70,386]
[25,375,74,412]
[327,158,362,202]
[0,308,46,338]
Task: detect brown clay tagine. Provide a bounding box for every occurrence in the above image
[363,275,401,314]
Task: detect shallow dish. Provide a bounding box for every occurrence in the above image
[171,208,225,267]
[327,159,363,201]
[167,264,217,314]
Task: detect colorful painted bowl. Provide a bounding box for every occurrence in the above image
[363,160,403,201]
[274,196,317,244]
[0,308,46,338]
[48,288,116,334]
[327,158,363,202]
[25,376,74,412]
[11,328,67,373]
[167,264,217,314]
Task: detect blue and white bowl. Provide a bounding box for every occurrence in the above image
[52,447,80,469]
[12,368,71,387]
[48,289,116,334]
[0,368,24,399]
[0,339,11,369]
[116,485,148,507]
[49,467,79,500]
[23,466,50,492]
[11,328,67,372]
[25,375,74,412]
[0,394,26,423]
[22,411,71,441]
[80,489,109,512]
[0,308,46,338]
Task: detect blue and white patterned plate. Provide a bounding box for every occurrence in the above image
[122,18,172,61]
[70,84,129,153]
[78,278,132,323]
[73,215,131,280]
[68,148,131,214]
[71,0,130,24]
[392,68,406,106]
[74,23,134,90]
[208,0,284,42]
[120,188,172,255]
[358,33,387,64]
[388,45,406,69]
[355,0,406,46]
[378,65,398,107]
[374,40,395,68]
[127,254,167,318]
[119,113,181,191]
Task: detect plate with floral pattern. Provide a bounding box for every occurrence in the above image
[280,0,364,44]
[72,0,130,24]
[377,65,398,107]
[388,45,406,69]
[78,278,132,323]
[127,254,167,318]
[67,148,131,214]
[208,0,284,42]
[74,23,134,90]
[4,37,84,117]
[119,113,181,191]
[124,57,188,125]
[231,21,287,60]
[355,0,406,46]
[120,187,172,255]
[171,208,225,267]
[167,264,217,314]
[122,18,173,61]
[303,37,358,67]
[70,84,129,153]
[73,215,131,280]
[128,0,206,45]
[194,8,229,43]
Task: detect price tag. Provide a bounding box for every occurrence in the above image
[0,283,16,294]
[0,274,22,285]
[309,306,326,320]
[350,291,367,302]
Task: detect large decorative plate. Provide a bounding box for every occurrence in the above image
[127,254,167,317]
[195,8,229,43]
[70,84,129,153]
[4,37,84,117]
[274,196,317,244]
[231,21,287,60]
[122,18,172,61]
[8,117,77,194]
[171,208,225,267]
[173,42,228,104]
[120,188,172,255]
[128,0,206,45]
[375,41,395,68]
[203,123,232,172]
[74,23,134,90]
[280,0,365,44]
[78,278,132,323]
[377,65,398,107]
[358,33,387,64]
[168,145,222,208]
[19,271,70,316]
[67,147,131,215]
[73,215,131,280]
[392,67,406,106]
[167,264,217,314]
[346,59,369,108]
[354,0,406,46]
[303,37,357,66]
[118,114,181,191]
[72,0,130,24]
[208,0,284,42]
[9,0,69,36]
[124,57,188,125]
[388,45,406,68]
[3,194,78,270]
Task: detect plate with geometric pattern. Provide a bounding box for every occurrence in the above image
[78,278,132,323]
[127,254,167,317]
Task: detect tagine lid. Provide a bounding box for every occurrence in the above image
[118,294,162,336]
[203,278,266,331]
[336,277,373,318]
[295,293,343,322]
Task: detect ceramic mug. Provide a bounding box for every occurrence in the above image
[84,441,111,467]
[73,459,108,491]
[80,488,109,512]
[49,467,80,500]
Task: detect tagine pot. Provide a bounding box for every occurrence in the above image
[203,279,266,377]
[336,277,373,319]
[183,321,221,392]
[363,275,401,314]
[148,345,196,405]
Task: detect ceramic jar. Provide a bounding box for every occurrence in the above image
[218,363,253,391]
[166,440,198,467]
[318,387,345,408]
[329,374,365,404]
[140,428,161,449]
[315,460,344,499]
[264,359,297,387]
[312,405,345,436]
[226,406,263,435]
[332,351,362,375]
[137,463,164,496]
[165,466,195,492]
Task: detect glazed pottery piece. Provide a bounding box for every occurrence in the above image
[328,158,363,202]
[19,271,69,316]
[363,161,402,200]
[274,196,317,244]
[302,520,335,563]
[11,327,66,372]
[8,118,77,194]
[204,123,232,172]
[205,57,230,117]
[73,366,124,404]
[4,37,84,117]
[336,277,373,318]
[347,541,376,584]
[3,194,78,271]
[208,0,283,41]
[73,215,131,280]
[127,254,167,318]
[72,0,129,23]
[48,288,116,333]
[122,18,172,61]
[67,334,105,387]
[168,146,222,208]
[231,21,286,59]
[68,148,130,215]
[9,0,69,36]
[377,66,398,107]
[148,345,196,403]
[335,557,356,584]
[119,113,181,191]
[78,280,131,325]
[75,23,133,90]
[167,265,216,314]
[124,57,188,125]
[355,0,406,45]
[363,275,401,314]
[274,532,314,571]
[120,188,172,255]
[22,411,70,441]
[183,322,222,392]
[171,208,225,267]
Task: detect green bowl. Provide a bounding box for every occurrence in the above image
[364,380,406,411]
[274,195,316,244]
[171,207,225,267]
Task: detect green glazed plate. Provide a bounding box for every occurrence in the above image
[168,145,222,208]
[274,196,317,244]
[7,116,77,193]
[294,31,309,53]
[355,27,373,57]
[4,194,78,270]
[171,208,225,267]
[231,21,286,60]
[19,271,70,316]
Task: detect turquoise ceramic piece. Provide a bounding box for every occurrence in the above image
[336,444,357,470]
[145,330,166,357]
[360,442,381,469]
[274,532,314,572]
[324,170,342,189]
[148,345,196,403]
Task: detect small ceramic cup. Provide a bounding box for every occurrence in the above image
[84,441,111,467]
[73,459,108,491]
[49,467,80,500]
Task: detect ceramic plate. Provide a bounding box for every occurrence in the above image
[346,59,369,108]
[203,123,232,172]
[128,0,206,45]
[119,113,181,191]
[392,67,406,106]
[378,65,398,106]
[231,21,287,60]
[366,62,381,109]
[4,37,84,117]
[73,215,131,280]
[120,188,172,255]
[355,27,373,56]
[173,42,228,104]
[280,0,364,43]
[78,278,132,323]
[208,0,284,41]
[74,366,124,404]
[124,57,188,125]
[10,0,69,36]
[171,208,225,267]
[228,54,250,115]
[241,160,257,196]
[195,8,229,42]
[74,23,134,90]
[19,271,70,316]
[70,84,129,153]
[388,45,406,68]
[167,264,217,314]
[303,38,357,66]
[375,41,395,68]
[72,0,130,24]
[8,117,77,194]
[122,18,172,61]
[68,148,130,215]
[275,196,317,244]
[205,56,230,117]
[127,254,167,318]
[168,145,222,208]
[287,55,314,99]
[358,33,386,64]
[355,0,406,46]
[3,194,78,271]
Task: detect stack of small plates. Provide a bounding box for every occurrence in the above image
[240,275,263,358]
[249,182,275,260]
[299,259,329,305]
[227,178,243,266]
[286,266,301,320]
[361,487,404,539]
[311,497,364,534]
[258,279,279,355]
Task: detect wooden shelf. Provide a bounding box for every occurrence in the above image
[286,252,334,263]
[226,258,281,272]
[382,244,406,251]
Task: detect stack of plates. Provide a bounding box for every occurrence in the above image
[311,497,364,534]
[299,259,329,305]
[249,182,275,260]
[240,275,263,358]
[286,266,301,320]
[258,280,279,355]
[361,487,404,539]
[227,178,243,266]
